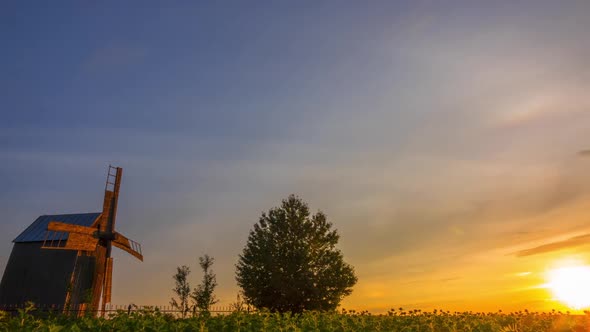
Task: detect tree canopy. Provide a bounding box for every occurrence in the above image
[236,195,357,313]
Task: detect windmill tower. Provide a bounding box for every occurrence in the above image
[41,166,143,314]
[0,166,142,316]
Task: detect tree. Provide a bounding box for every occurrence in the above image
[170,265,191,318]
[191,254,218,315]
[228,292,251,313]
[236,194,357,313]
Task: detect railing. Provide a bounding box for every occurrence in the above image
[0,303,242,317]
[128,238,142,256]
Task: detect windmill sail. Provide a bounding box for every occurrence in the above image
[113,233,143,261]
[42,222,98,251]
[46,222,96,235]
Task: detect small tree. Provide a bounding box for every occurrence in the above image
[170,265,191,318]
[229,291,251,313]
[191,254,218,315]
[236,195,357,313]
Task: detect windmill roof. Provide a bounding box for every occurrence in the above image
[13,213,101,243]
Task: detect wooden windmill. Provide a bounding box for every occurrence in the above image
[41,166,143,315]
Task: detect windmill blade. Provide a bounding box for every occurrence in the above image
[101,166,122,234]
[64,233,99,251]
[42,233,98,251]
[48,221,96,235]
[103,258,113,304]
[43,222,98,251]
[112,232,143,261]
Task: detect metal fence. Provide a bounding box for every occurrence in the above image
[0,303,241,317]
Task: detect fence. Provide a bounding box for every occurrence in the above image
[0,303,241,317]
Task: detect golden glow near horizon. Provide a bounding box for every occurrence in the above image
[545,259,590,310]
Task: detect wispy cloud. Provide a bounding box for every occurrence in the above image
[494,90,590,129]
[515,234,590,257]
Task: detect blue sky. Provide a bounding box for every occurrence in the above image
[1,1,590,311]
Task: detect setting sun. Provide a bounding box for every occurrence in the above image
[547,264,590,309]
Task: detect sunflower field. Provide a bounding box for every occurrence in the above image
[2,304,589,332]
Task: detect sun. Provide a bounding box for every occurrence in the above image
[546,264,590,309]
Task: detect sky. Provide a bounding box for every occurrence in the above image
[1,1,590,313]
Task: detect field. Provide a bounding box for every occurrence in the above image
[2,305,590,332]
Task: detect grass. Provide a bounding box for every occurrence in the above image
[2,304,590,331]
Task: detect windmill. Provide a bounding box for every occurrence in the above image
[41,166,143,315]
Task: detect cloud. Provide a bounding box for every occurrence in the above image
[494,89,590,129]
[579,150,590,156]
[515,234,590,257]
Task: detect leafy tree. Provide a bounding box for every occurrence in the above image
[170,265,191,318]
[191,254,218,315]
[236,194,357,313]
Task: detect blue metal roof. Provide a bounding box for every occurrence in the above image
[13,213,101,243]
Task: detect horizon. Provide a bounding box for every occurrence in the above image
[1,1,590,314]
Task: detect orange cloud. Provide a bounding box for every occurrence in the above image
[515,234,590,257]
